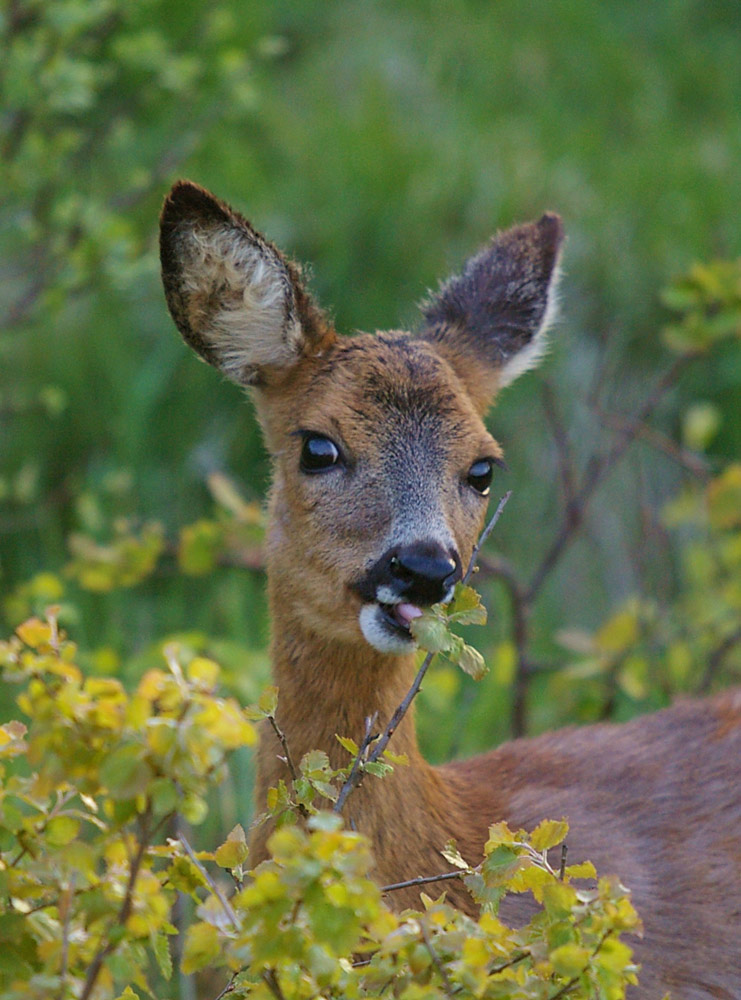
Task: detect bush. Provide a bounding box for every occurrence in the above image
[0,609,640,999]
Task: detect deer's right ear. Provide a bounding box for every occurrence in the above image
[419,213,564,412]
[159,181,335,386]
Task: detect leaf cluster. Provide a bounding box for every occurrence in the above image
[661,259,741,355]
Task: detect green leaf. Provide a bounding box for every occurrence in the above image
[456,643,488,680]
[440,841,470,870]
[45,815,81,847]
[565,861,597,880]
[595,606,639,653]
[214,824,249,870]
[308,812,343,833]
[448,584,488,625]
[99,744,152,800]
[258,685,279,717]
[363,760,393,779]
[410,614,453,652]
[177,519,224,575]
[336,734,359,755]
[482,844,522,885]
[153,930,173,981]
[529,818,569,852]
[301,749,331,776]
[550,943,589,976]
[182,921,221,974]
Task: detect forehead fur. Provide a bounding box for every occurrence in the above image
[260,332,495,454]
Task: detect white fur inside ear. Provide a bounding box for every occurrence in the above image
[497,263,562,388]
[185,222,303,381]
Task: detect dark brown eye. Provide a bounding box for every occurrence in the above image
[300,434,341,473]
[467,458,493,495]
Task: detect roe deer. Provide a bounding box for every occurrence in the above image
[160,180,741,999]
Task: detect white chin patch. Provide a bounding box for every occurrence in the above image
[359,604,416,655]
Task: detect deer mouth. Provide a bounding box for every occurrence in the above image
[378,601,424,635]
[358,600,424,654]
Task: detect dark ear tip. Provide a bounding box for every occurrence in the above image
[536,212,565,251]
[160,180,229,230]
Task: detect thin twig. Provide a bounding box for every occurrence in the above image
[547,974,580,1000]
[80,810,152,1000]
[266,713,310,818]
[488,950,529,975]
[267,715,300,783]
[57,874,76,1000]
[698,626,741,693]
[262,969,287,1000]
[212,973,238,1000]
[558,844,568,881]
[596,408,709,479]
[462,492,513,586]
[179,832,239,931]
[381,869,466,893]
[332,714,378,814]
[542,382,578,515]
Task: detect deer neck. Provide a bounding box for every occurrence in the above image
[267,614,425,773]
[260,613,472,892]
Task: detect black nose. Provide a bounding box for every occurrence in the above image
[388,542,460,604]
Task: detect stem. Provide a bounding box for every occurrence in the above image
[332,714,377,814]
[381,869,465,893]
[462,492,513,586]
[262,969,287,1000]
[80,809,152,1000]
[179,832,239,931]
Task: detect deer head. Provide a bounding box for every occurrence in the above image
[160,181,563,655]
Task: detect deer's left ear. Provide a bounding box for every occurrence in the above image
[419,213,564,412]
[160,181,335,387]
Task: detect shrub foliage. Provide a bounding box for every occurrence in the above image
[1,608,641,999]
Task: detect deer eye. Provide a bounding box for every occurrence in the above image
[467,458,493,496]
[300,434,341,473]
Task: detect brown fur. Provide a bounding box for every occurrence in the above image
[160,181,741,999]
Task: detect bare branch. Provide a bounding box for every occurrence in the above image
[527,354,692,603]
[262,969,287,1000]
[80,809,152,1000]
[212,973,238,1000]
[179,832,239,932]
[698,626,741,694]
[542,382,578,514]
[596,408,710,480]
[333,714,378,814]
[381,869,465,893]
[462,491,513,586]
[267,715,299,784]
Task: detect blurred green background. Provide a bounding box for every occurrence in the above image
[2,0,740,830]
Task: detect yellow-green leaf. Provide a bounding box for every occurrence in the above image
[529,818,569,852]
[457,643,487,680]
[550,943,589,976]
[46,815,81,847]
[214,824,249,869]
[410,614,453,653]
[182,921,221,974]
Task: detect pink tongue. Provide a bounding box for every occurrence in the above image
[395,603,423,626]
